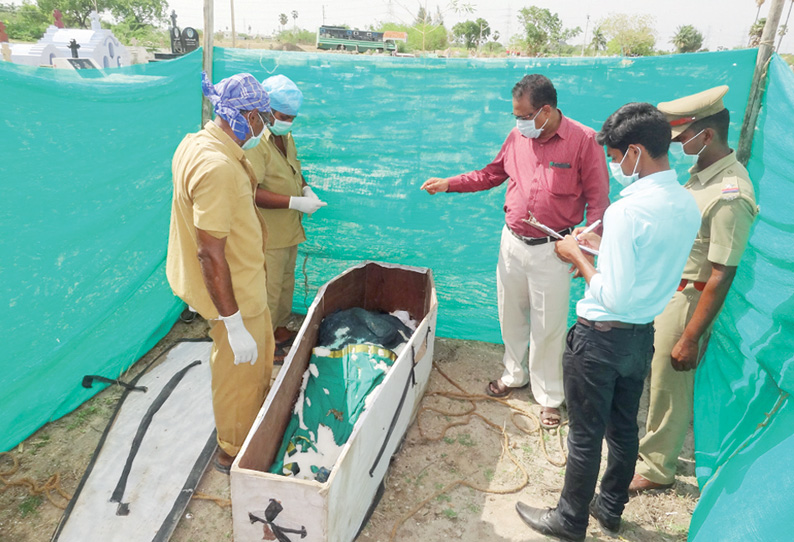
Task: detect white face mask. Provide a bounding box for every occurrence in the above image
[241,113,266,150]
[609,146,642,187]
[268,118,293,136]
[516,108,548,139]
[669,129,707,165]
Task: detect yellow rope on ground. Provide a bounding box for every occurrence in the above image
[0,452,71,510]
[192,491,231,508]
[388,362,568,541]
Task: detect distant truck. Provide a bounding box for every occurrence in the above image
[316,26,407,53]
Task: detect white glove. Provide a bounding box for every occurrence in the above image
[219,310,257,365]
[302,185,320,200]
[289,196,328,215]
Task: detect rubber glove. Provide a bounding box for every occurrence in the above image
[219,310,257,365]
[289,196,327,214]
[302,185,320,200]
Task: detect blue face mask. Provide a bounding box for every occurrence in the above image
[609,146,641,187]
[241,113,266,150]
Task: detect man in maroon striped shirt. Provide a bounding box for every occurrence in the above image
[421,74,609,428]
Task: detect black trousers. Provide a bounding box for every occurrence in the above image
[556,321,654,534]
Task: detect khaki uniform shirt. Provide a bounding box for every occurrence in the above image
[166,122,268,319]
[245,130,307,250]
[682,152,758,282]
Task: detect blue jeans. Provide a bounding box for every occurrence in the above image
[556,321,654,534]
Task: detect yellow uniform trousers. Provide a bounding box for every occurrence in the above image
[636,283,709,484]
[265,245,298,329]
[208,309,275,456]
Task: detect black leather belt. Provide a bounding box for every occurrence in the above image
[508,225,573,246]
[577,316,652,332]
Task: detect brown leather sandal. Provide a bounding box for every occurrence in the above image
[540,407,562,429]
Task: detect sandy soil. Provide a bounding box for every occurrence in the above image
[0,316,697,542]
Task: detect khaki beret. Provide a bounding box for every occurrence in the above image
[657,85,729,138]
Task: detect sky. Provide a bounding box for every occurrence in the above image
[157,0,794,54]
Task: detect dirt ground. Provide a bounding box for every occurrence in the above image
[0,315,697,542]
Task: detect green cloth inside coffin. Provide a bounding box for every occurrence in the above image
[270,344,397,477]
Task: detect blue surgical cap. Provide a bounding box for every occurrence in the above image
[262,75,303,116]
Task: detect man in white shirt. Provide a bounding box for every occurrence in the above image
[515,102,700,541]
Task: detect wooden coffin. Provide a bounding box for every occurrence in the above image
[230,261,438,542]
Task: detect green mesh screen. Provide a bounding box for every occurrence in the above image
[688,54,794,541]
[0,53,203,452]
[212,48,757,343]
[2,52,786,541]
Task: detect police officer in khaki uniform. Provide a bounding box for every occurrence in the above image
[630,86,758,492]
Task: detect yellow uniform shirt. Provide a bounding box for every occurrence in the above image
[166,122,268,319]
[682,152,758,282]
[245,130,307,250]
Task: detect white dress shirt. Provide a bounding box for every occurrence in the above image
[577,169,701,324]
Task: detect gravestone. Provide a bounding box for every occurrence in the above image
[181,27,199,52]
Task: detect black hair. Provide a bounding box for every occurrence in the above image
[596,102,671,159]
[512,74,557,108]
[688,108,730,143]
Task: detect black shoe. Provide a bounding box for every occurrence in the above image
[515,502,585,542]
[589,494,621,538]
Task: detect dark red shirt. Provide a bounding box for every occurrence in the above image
[447,113,610,238]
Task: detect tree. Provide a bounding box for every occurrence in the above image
[777,0,794,50]
[749,17,766,46]
[671,24,703,53]
[754,0,766,24]
[452,18,490,49]
[590,26,607,54]
[599,13,656,56]
[291,9,298,31]
[36,0,111,29]
[517,6,580,56]
[278,13,287,32]
[108,0,167,31]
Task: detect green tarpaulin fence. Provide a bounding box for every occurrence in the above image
[2,47,792,539]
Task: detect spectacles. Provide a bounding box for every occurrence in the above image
[514,108,542,121]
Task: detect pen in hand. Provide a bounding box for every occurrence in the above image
[575,219,601,241]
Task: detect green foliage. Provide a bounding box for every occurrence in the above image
[517,5,580,56]
[600,13,657,56]
[278,13,287,29]
[481,40,504,55]
[442,507,458,519]
[409,5,448,52]
[37,0,110,29]
[749,18,766,47]
[451,17,489,49]
[590,26,607,53]
[108,0,167,31]
[18,495,43,517]
[671,24,703,53]
[1,2,50,41]
[111,19,168,49]
[276,27,315,45]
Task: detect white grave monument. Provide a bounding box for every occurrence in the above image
[10,11,130,68]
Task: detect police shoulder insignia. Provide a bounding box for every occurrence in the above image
[721,183,740,200]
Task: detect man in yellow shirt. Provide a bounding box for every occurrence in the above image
[166,72,275,473]
[245,75,327,360]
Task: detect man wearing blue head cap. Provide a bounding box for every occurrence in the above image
[245,74,327,361]
[167,72,276,474]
